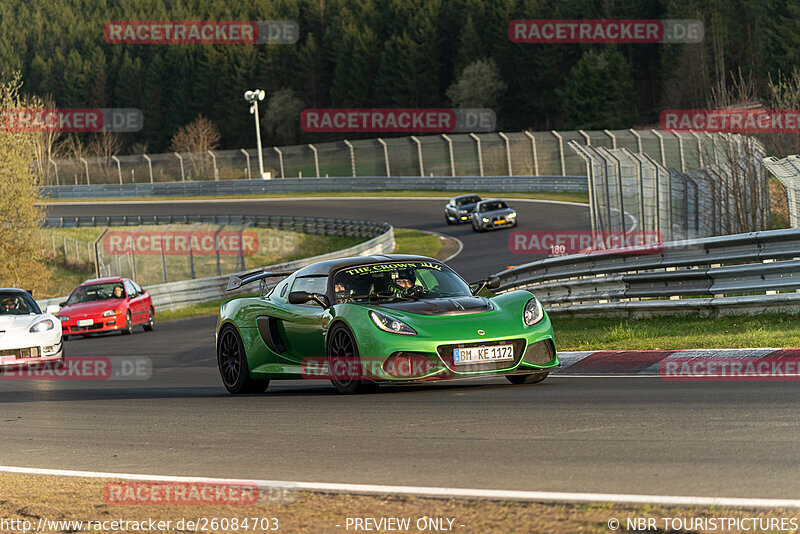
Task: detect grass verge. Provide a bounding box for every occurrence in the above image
[552,313,800,350]
[0,473,793,534]
[41,189,588,205]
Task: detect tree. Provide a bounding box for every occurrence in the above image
[560,47,637,130]
[0,73,50,294]
[264,88,303,146]
[169,115,221,154]
[446,58,507,109]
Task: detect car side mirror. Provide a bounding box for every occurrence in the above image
[288,291,329,307]
[485,275,501,290]
[59,301,67,307]
[45,305,60,315]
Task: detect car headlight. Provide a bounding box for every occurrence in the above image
[102,309,117,317]
[507,212,517,218]
[369,310,417,335]
[29,319,55,333]
[523,297,544,326]
[57,315,70,322]
[482,217,490,222]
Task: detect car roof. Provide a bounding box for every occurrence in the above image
[453,194,480,200]
[0,288,33,294]
[294,254,444,276]
[81,276,125,285]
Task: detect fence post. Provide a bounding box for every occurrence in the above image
[273,147,285,178]
[598,147,626,234]
[569,142,597,236]
[308,144,320,178]
[142,154,153,183]
[377,139,390,177]
[498,132,512,176]
[688,131,703,168]
[551,131,566,176]
[629,129,643,153]
[578,130,590,145]
[188,223,198,279]
[111,155,122,184]
[343,140,356,177]
[651,129,666,166]
[159,224,171,284]
[441,134,455,176]
[604,129,617,149]
[49,158,59,186]
[93,228,108,279]
[468,133,483,177]
[79,157,90,184]
[621,148,647,236]
[174,152,185,181]
[674,131,686,172]
[240,149,252,179]
[207,150,218,180]
[410,136,424,176]
[523,131,539,176]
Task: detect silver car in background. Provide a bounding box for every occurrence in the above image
[470,199,518,232]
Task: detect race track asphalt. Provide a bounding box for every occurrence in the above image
[1,197,795,500]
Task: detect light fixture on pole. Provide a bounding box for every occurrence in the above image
[244,89,268,180]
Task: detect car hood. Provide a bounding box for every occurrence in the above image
[479,208,514,217]
[60,299,124,317]
[376,296,493,316]
[0,314,43,332]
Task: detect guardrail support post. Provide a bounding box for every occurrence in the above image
[524,131,539,175]
[240,149,252,179]
[174,152,185,181]
[377,138,390,177]
[207,150,219,180]
[441,134,456,176]
[308,144,320,178]
[498,132,512,176]
[111,155,122,184]
[552,131,566,176]
[468,133,483,177]
[410,136,425,177]
[343,140,356,177]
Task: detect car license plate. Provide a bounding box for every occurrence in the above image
[77,319,93,326]
[495,219,506,225]
[454,344,514,364]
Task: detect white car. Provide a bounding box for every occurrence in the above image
[0,289,63,369]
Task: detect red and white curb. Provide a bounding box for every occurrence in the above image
[553,348,800,376]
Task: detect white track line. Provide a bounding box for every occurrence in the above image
[1,466,798,508]
[41,197,588,207]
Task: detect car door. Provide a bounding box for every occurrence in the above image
[280,275,329,360]
[123,280,144,323]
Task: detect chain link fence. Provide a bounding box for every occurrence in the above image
[42,129,728,186]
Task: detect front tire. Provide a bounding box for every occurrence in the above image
[327,323,376,394]
[121,311,133,335]
[506,371,549,385]
[217,325,269,394]
[445,213,454,225]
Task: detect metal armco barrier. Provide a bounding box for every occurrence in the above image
[40,175,587,199]
[38,215,394,312]
[494,228,800,317]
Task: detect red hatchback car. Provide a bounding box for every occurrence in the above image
[57,277,154,339]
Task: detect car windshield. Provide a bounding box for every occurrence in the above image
[0,291,40,315]
[333,261,472,304]
[456,196,481,206]
[480,201,507,211]
[67,283,125,304]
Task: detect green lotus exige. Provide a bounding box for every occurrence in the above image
[215,254,558,394]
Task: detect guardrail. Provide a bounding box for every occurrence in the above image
[38,215,394,312]
[494,228,800,317]
[40,175,588,200]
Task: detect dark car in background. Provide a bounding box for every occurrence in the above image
[444,194,482,224]
[471,199,518,232]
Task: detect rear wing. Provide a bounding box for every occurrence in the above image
[226,270,294,292]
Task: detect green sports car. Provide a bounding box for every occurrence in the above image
[216,254,558,394]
